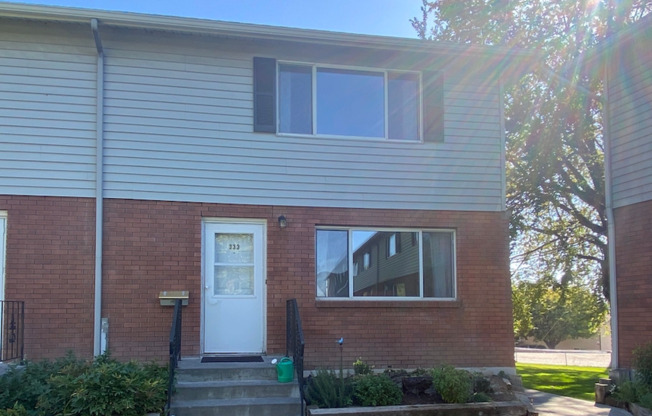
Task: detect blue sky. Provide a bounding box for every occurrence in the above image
[5,0,423,38]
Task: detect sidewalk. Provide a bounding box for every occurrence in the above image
[525,389,632,416]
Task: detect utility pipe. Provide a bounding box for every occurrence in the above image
[91,18,105,356]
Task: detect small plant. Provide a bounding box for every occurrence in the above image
[0,403,28,416]
[612,380,646,404]
[353,358,373,376]
[640,392,652,410]
[634,343,652,391]
[0,353,167,415]
[472,372,491,394]
[305,369,352,408]
[431,365,472,404]
[470,392,492,402]
[352,374,402,407]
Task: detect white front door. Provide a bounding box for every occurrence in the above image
[203,221,265,354]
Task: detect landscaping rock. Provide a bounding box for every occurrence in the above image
[403,376,433,396]
[489,375,517,402]
[630,403,652,416]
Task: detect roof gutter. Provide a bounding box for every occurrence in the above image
[91,18,105,357]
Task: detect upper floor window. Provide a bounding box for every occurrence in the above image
[278,64,420,141]
[254,57,444,143]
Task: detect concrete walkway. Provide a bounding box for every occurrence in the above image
[525,389,632,416]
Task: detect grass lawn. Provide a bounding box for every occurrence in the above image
[516,363,608,401]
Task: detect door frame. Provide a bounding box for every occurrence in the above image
[200,218,267,355]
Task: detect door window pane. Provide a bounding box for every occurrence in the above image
[214,233,255,296]
[215,234,253,264]
[316,68,384,138]
[214,265,254,296]
[423,231,454,298]
[279,64,312,134]
[388,72,419,141]
[316,229,349,297]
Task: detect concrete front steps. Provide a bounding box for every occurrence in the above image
[170,356,302,416]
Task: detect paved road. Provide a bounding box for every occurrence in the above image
[525,389,632,416]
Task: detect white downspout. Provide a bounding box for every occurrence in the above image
[91,18,105,356]
[603,59,618,369]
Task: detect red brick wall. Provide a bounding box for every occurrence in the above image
[615,199,652,368]
[102,200,513,369]
[0,195,96,360]
[2,196,513,369]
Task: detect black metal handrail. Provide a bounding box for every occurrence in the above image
[166,299,182,413]
[0,300,24,363]
[286,298,306,416]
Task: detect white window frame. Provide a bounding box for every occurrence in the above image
[316,227,457,301]
[277,61,423,143]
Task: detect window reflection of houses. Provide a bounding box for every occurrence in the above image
[320,229,454,299]
[324,256,349,297]
[352,232,419,296]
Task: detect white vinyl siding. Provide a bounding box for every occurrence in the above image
[103,46,503,211]
[609,40,652,208]
[0,22,97,197]
[0,21,505,212]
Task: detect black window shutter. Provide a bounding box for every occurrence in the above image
[253,57,277,133]
[423,71,444,143]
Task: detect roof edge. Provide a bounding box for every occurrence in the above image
[0,1,535,58]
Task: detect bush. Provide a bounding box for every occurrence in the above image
[634,343,652,391]
[353,374,402,407]
[0,352,88,413]
[470,392,492,402]
[305,369,352,408]
[431,365,472,404]
[640,392,652,410]
[0,353,167,415]
[0,404,28,416]
[353,358,373,376]
[472,372,491,394]
[612,380,647,404]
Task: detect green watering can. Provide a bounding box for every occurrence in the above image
[275,357,294,383]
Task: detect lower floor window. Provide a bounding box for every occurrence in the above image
[316,228,455,299]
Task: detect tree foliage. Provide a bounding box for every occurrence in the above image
[411,0,651,299]
[512,277,607,348]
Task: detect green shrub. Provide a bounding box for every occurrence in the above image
[0,352,88,413]
[431,365,472,404]
[353,358,373,376]
[472,372,491,394]
[634,343,652,391]
[612,380,646,404]
[64,359,166,416]
[470,392,492,402]
[0,403,28,416]
[0,353,167,416]
[640,392,652,410]
[353,374,402,407]
[305,369,352,408]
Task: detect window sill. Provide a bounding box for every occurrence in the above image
[315,299,461,309]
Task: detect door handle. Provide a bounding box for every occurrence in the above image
[204,286,209,290]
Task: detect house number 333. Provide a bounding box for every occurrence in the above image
[229,243,240,250]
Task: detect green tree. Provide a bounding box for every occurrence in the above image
[411,0,651,299]
[512,278,607,348]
